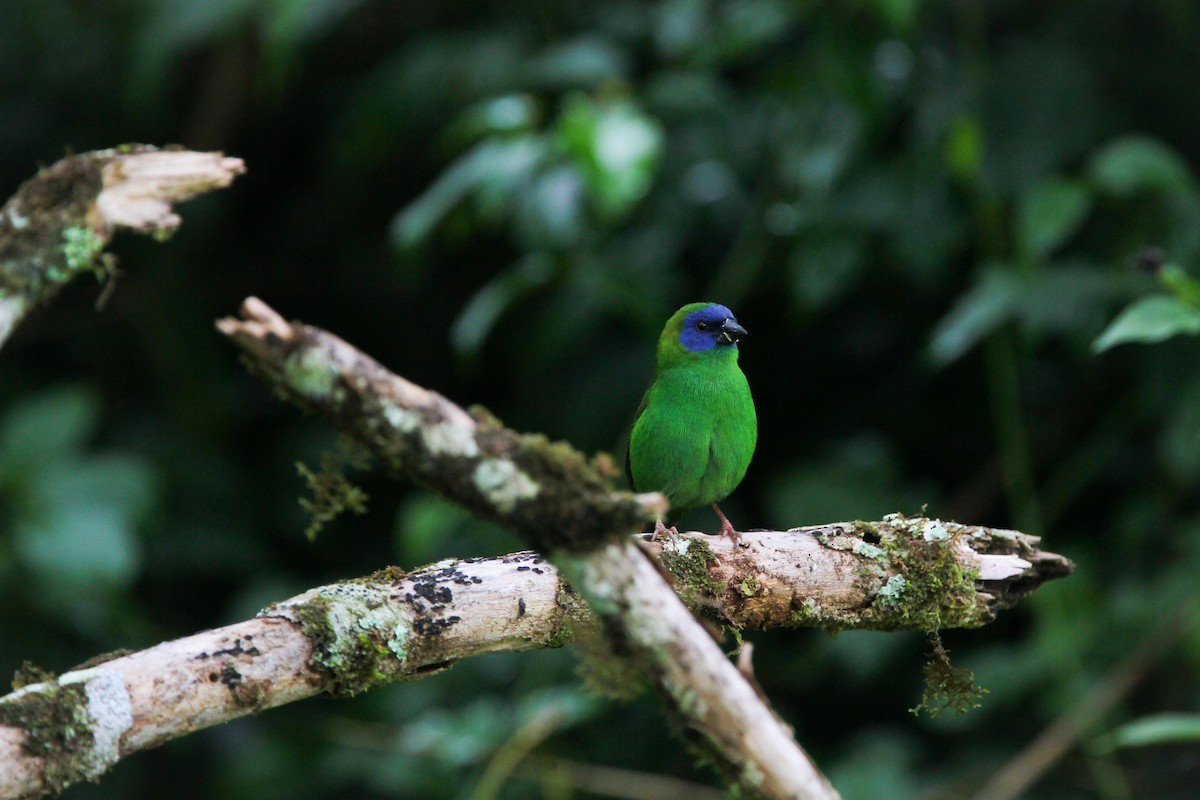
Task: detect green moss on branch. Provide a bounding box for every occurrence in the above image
[0,681,95,793]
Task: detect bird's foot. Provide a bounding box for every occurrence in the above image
[650,518,679,542]
[718,522,742,548]
[711,502,745,547]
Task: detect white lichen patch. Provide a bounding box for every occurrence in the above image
[977,553,1032,581]
[382,403,419,432]
[356,606,410,660]
[284,348,339,398]
[875,574,908,607]
[660,536,693,556]
[7,206,29,229]
[381,403,480,458]
[421,420,479,458]
[852,540,885,559]
[473,458,539,513]
[276,583,413,666]
[921,520,949,541]
[60,668,133,776]
[986,527,1020,542]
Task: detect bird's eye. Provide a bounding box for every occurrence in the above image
[696,321,709,331]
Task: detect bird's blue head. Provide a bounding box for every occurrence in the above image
[677,303,747,353]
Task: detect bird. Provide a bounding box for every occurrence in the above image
[626,302,757,540]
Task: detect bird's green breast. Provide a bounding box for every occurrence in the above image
[628,350,757,514]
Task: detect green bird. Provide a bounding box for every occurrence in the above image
[626,302,757,539]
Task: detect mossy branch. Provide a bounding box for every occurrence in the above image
[210,298,1073,799]
[0,522,1068,799]
[0,296,1073,800]
[647,518,1071,633]
[0,556,578,799]
[217,297,840,799]
[0,145,245,347]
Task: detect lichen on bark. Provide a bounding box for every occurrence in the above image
[0,681,95,793]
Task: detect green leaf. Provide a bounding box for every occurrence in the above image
[0,386,99,472]
[15,505,140,587]
[945,114,983,184]
[1092,295,1200,352]
[472,137,549,221]
[927,268,1021,366]
[450,254,557,359]
[524,36,629,88]
[390,137,546,248]
[1108,713,1200,749]
[513,165,587,249]
[1159,264,1200,307]
[1017,178,1091,258]
[60,454,158,519]
[1089,136,1194,197]
[14,452,155,591]
[931,264,1124,364]
[557,94,663,220]
[447,95,540,145]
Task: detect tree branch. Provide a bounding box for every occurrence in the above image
[0,140,1078,799]
[646,521,1071,632]
[215,297,840,799]
[0,145,245,347]
[0,522,1070,799]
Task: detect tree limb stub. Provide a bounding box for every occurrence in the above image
[0,526,1070,799]
[0,145,245,347]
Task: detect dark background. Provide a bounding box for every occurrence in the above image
[3,1,1200,798]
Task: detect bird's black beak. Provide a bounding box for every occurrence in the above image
[718,318,747,345]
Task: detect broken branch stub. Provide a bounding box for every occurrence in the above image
[0,145,244,347]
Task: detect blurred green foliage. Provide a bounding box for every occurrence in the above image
[4,1,1200,798]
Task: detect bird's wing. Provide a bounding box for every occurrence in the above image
[624,388,651,489]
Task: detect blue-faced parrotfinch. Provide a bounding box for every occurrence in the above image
[626,302,757,539]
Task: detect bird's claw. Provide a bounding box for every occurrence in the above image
[710,502,746,547]
[650,519,679,542]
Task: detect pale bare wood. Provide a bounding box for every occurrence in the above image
[0,518,1071,799]
[0,146,244,348]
